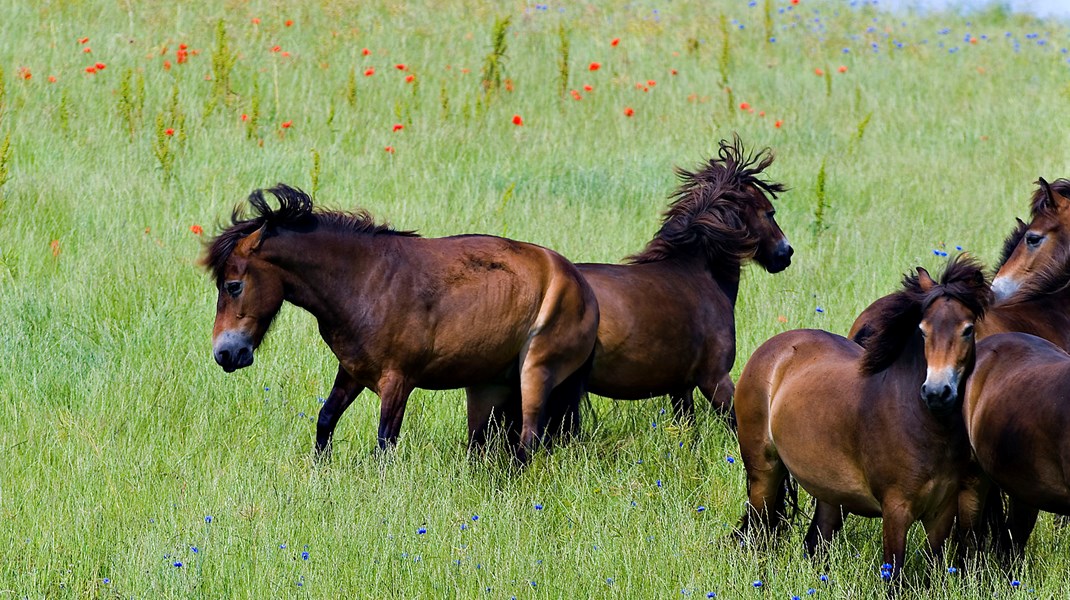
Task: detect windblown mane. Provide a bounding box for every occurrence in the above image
[993,178,1070,301]
[859,255,990,375]
[627,135,786,277]
[201,183,417,284]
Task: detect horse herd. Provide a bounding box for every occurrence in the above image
[203,135,1070,580]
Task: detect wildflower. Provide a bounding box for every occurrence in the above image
[252,17,261,24]
[48,75,57,83]
[418,527,427,534]
[1010,580,1021,588]
[838,65,848,73]
[302,551,309,560]
[191,225,203,235]
[947,567,957,574]
[880,563,893,580]
[695,505,706,513]
[647,79,656,87]
[285,19,294,27]
[759,111,765,117]
[50,240,61,257]
[472,515,479,521]
[241,114,249,121]
[78,37,89,44]
[534,503,543,510]
[814,67,824,76]
[271,45,282,53]
[392,124,404,132]
[405,74,415,83]
[163,60,172,70]
[774,119,783,128]
[670,68,678,75]
[103,578,110,584]
[205,515,213,523]
[589,62,601,71]
[726,456,735,464]
[362,47,371,56]
[395,63,407,70]
[85,66,96,74]
[512,114,523,126]
[583,84,593,92]
[164,128,175,136]
[281,120,293,129]
[739,102,750,110]
[384,146,395,153]
[777,315,787,323]
[707,594,716,599]
[656,479,662,487]
[570,89,582,100]
[816,307,825,313]
[18,67,31,80]
[191,546,199,553]
[623,107,634,117]
[173,561,183,568]
[611,37,620,46]
[83,47,92,53]
[791,0,799,4]
[807,589,816,595]
[177,49,188,63]
[95,62,106,70]
[364,67,375,76]
[819,574,828,582]
[179,43,188,50]
[460,523,468,531]
[504,78,513,91]
[752,581,762,588]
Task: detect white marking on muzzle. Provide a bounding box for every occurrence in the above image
[991,275,1019,302]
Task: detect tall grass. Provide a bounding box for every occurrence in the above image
[0,0,1068,596]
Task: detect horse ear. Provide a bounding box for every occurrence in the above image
[916,267,935,292]
[235,225,268,256]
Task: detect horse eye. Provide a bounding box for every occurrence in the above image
[1025,233,1044,248]
[962,324,975,338]
[225,281,244,297]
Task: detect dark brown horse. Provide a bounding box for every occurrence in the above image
[735,257,990,580]
[962,332,1070,557]
[578,136,792,420]
[203,185,599,461]
[850,178,1070,351]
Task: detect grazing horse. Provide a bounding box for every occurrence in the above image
[578,136,793,420]
[962,332,1070,558]
[735,257,990,580]
[849,178,1070,351]
[202,184,599,462]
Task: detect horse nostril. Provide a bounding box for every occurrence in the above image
[217,349,232,365]
[940,385,952,402]
[786,245,795,257]
[237,347,251,363]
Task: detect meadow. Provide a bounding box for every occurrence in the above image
[1,0,1069,596]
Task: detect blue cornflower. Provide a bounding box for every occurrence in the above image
[807,589,816,596]
[534,503,544,510]
[707,593,717,599]
[418,527,427,534]
[652,421,658,428]
[948,567,957,574]
[726,456,735,464]
[191,546,199,554]
[530,581,537,588]
[819,574,828,582]
[792,596,801,600]
[204,515,213,523]
[607,577,614,584]
[769,37,776,43]
[1011,580,1021,588]
[472,515,479,521]
[460,524,468,531]
[173,561,183,568]
[696,506,707,512]
[302,551,309,560]
[955,245,963,251]
[657,480,663,487]
[103,578,110,585]
[280,544,287,549]
[752,580,763,588]
[816,307,825,313]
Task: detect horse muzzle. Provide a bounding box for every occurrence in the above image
[990,275,1019,302]
[921,369,960,415]
[767,241,794,273]
[213,331,255,372]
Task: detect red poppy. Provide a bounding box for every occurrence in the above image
[395,63,406,70]
[392,123,404,132]
[814,67,824,76]
[739,102,750,110]
[670,69,678,75]
[50,239,61,257]
[285,19,294,27]
[281,120,293,129]
[384,146,395,153]
[179,43,188,51]
[362,48,371,56]
[364,67,375,76]
[570,90,582,100]
[774,119,783,128]
[589,62,601,71]
[78,37,89,44]
[838,65,848,73]
[647,79,656,87]
[512,114,523,126]
[281,51,290,58]
[83,47,92,53]
[241,114,249,121]
[18,67,31,80]
[623,107,634,117]
[969,37,978,44]
[48,75,57,83]
[164,128,175,136]
[611,37,620,47]
[271,45,281,53]
[190,224,203,235]
[791,0,799,4]
[85,66,96,74]
[252,18,261,25]
[95,62,106,70]
[405,74,415,83]
[583,84,593,92]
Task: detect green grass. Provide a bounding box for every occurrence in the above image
[1,0,1069,596]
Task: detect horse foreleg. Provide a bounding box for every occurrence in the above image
[880,501,913,583]
[921,502,958,567]
[375,371,414,451]
[804,501,845,559]
[315,366,364,458]
[669,388,696,423]
[1006,498,1040,560]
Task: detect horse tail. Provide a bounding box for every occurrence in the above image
[782,473,801,525]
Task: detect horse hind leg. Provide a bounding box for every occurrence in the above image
[465,384,515,455]
[543,352,594,446]
[699,374,736,428]
[804,500,845,560]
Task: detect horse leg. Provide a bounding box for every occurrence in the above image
[1005,498,1040,560]
[804,501,845,559]
[735,368,786,539]
[516,364,555,464]
[921,502,958,567]
[880,500,914,582]
[375,371,415,451]
[699,374,735,417]
[465,384,513,453]
[315,366,365,458]
[669,388,695,423]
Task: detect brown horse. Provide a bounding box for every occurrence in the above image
[578,136,792,420]
[849,178,1070,351]
[735,257,990,580]
[203,184,599,462]
[962,332,1070,558]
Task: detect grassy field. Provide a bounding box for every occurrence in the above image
[2,0,1069,596]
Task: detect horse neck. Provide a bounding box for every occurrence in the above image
[985,289,1070,350]
[674,252,742,305]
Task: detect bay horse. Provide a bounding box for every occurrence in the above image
[962,331,1070,558]
[849,178,1070,351]
[735,257,990,580]
[578,136,792,420]
[202,184,599,462]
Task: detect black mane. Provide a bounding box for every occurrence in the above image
[859,255,990,375]
[627,134,787,278]
[202,184,417,284]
